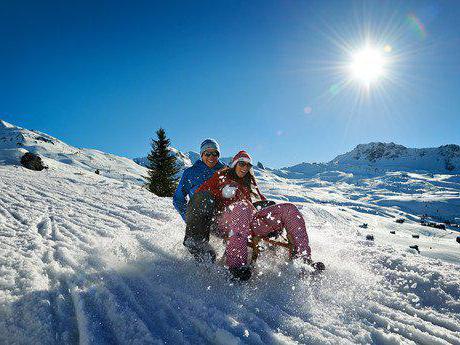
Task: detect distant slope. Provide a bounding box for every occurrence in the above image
[0,120,148,184]
[276,142,460,179]
[133,147,193,176]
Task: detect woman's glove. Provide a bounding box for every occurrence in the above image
[222,184,238,199]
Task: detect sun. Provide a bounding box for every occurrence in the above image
[349,46,386,84]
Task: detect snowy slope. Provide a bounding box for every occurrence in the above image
[1,163,459,345]
[0,120,148,184]
[1,121,460,344]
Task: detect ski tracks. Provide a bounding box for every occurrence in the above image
[0,166,182,344]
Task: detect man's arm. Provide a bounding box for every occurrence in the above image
[173,170,190,221]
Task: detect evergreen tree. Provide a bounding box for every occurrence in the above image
[146,128,179,197]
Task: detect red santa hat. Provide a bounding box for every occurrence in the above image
[230,150,253,168]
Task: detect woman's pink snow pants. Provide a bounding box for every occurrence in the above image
[217,201,311,269]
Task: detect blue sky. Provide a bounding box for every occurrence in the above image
[1,0,459,168]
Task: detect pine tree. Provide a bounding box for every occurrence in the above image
[146,128,179,197]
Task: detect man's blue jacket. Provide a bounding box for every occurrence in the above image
[173,159,225,221]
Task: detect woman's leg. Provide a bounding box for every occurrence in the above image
[251,203,311,259]
[219,201,256,269]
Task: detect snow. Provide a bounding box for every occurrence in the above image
[0,120,459,344]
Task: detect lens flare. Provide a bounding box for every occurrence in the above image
[303,106,313,114]
[407,13,427,40]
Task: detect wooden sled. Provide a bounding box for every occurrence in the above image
[222,231,295,265]
[249,232,295,263]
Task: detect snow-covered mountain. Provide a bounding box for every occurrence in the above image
[0,120,148,184]
[333,142,460,172]
[278,142,460,178]
[1,120,459,344]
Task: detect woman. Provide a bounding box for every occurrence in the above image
[196,150,323,281]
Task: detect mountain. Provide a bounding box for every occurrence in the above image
[332,142,460,172]
[0,120,148,184]
[277,142,460,179]
[133,141,460,178]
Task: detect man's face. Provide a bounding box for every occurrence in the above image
[202,149,219,168]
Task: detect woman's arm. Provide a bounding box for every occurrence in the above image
[196,171,222,197]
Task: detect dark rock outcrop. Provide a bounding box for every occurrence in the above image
[20,152,47,171]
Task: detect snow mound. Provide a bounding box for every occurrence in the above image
[0,148,28,165]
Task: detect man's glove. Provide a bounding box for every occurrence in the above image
[253,200,276,210]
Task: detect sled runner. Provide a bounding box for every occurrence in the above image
[249,232,295,263]
[221,230,294,265]
[251,230,326,272]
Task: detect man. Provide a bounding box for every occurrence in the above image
[173,138,225,262]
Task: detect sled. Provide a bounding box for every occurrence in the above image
[220,230,326,276]
[223,230,295,264]
[249,232,295,263]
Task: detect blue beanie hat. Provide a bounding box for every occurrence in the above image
[200,138,220,156]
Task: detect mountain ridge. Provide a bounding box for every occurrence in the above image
[2,120,459,177]
[0,119,148,184]
[279,141,460,177]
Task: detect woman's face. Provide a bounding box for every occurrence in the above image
[235,161,251,178]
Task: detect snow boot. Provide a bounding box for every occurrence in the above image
[311,261,326,271]
[229,265,252,282]
[184,238,216,263]
[293,257,325,277]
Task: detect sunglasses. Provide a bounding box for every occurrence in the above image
[237,161,252,168]
[204,151,219,157]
